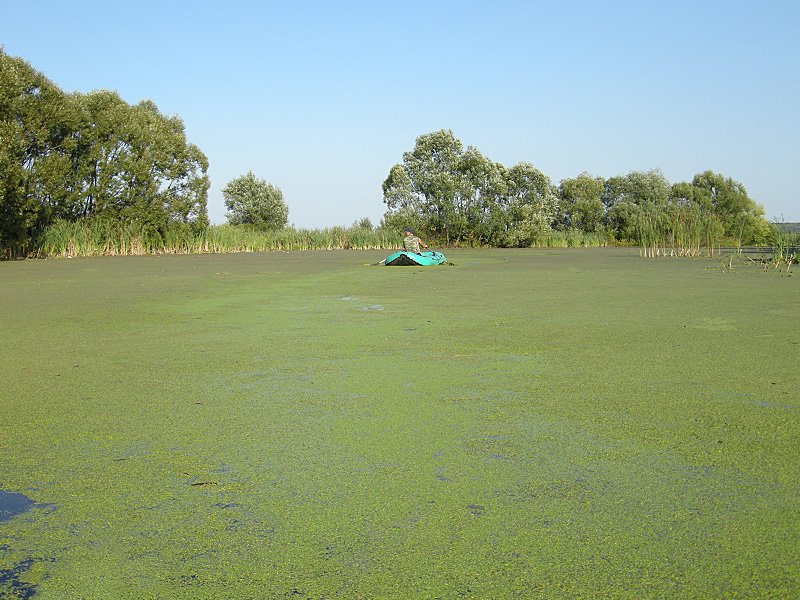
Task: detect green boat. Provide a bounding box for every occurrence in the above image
[382,250,446,266]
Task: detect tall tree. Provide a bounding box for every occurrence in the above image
[558,172,606,233]
[0,49,78,253]
[73,93,209,228]
[690,170,766,241]
[381,130,556,246]
[400,129,466,242]
[603,169,671,241]
[1,49,209,256]
[456,146,507,243]
[380,163,419,232]
[502,162,558,246]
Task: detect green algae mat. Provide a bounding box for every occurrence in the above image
[1,248,798,599]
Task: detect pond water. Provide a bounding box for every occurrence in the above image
[0,248,798,599]
[0,490,34,522]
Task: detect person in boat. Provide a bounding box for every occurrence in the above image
[402,227,430,254]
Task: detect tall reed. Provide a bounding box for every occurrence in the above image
[32,220,402,258]
[634,206,725,258]
[767,222,799,266]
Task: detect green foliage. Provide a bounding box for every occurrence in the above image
[0,48,209,257]
[223,171,288,230]
[381,133,771,256]
[31,220,399,257]
[632,204,727,258]
[381,130,557,247]
[775,222,800,234]
[602,169,672,241]
[766,221,799,265]
[555,167,771,255]
[558,172,606,233]
[355,217,374,230]
[688,171,766,242]
[70,92,210,228]
[0,49,78,255]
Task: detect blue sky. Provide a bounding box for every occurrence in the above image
[3,0,799,226]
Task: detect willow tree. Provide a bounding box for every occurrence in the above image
[381,130,557,246]
[502,162,558,246]
[0,49,78,254]
[558,172,606,233]
[69,92,210,229]
[387,129,467,242]
[223,171,288,230]
[601,169,672,241]
[0,49,209,256]
[689,171,767,243]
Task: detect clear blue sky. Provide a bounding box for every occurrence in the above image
[3,0,799,226]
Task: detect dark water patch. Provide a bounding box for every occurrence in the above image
[0,558,38,599]
[0,490,35,522]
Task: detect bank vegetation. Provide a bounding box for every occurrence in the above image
[2,49,795,264]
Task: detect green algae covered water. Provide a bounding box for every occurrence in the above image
[0,248,798,599]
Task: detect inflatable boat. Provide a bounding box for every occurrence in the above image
[383,250,446,266]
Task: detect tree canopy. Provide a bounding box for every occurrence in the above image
[381,129,557,246]
[2,48,773,255]
[1,48,208,256]
[382,129,770,247]
[223,171,289,230]
[556,168,767,245]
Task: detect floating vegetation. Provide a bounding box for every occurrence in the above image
[0,248,797,598]
[0,558,39,600]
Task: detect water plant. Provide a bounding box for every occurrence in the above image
[1,248,797,598]
[767,219,799,267]
[634,205,727,258]
[30,220,402,257]
[24,219,618,259]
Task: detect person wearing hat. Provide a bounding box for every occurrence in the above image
[402,227,429,254]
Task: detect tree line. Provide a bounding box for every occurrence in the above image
[381,129,770,248]
[2,48,773,258]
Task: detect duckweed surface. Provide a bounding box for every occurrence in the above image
[1,248,798,599]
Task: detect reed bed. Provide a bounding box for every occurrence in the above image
[634,206,724,258]
[31,215,766,260]
[32,220,402,258]
[763,224,799,267]
[30,220,616,258]
[535,229,611,248]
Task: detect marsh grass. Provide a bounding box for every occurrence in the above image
[29,220,613,258]
[767,221,799,267]
[635,206,724,257]
[538,228,611,248]
[33,220,401,257]
[723,222,800,271]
